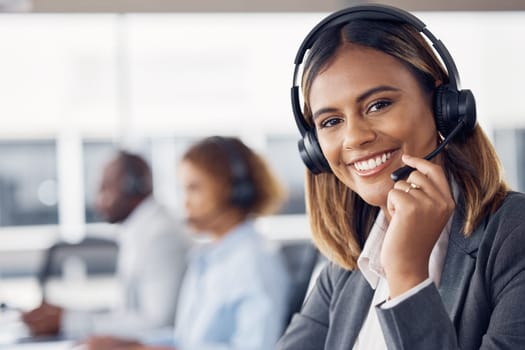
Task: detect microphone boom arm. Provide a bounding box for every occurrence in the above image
[390,119,465,182]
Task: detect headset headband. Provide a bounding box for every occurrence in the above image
[292,4,461,137]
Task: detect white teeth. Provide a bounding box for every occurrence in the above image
[354,152,391,172]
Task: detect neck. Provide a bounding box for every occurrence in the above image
[382,205,391,223]
[128,195,146,213]
[210,208,245,240]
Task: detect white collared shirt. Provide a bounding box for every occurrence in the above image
[173,220,291,350]
[353,210,452,350]
[61,196,192,339]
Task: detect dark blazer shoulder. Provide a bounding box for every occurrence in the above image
[491,191,525,220]
[481,191,525,244]
[325,261,353,286]
[314,262,353,304]
[451,191,525,254]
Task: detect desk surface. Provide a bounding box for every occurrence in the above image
[2,340,77,350]
[0,309,75,350]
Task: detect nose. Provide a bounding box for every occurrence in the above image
[183,194,193,213]
[182,195,189,210]
[342,117,376,150]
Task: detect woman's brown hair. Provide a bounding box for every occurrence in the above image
[302,20,509,270]
[181,136,287,218]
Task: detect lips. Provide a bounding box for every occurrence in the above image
[352,151,393,171]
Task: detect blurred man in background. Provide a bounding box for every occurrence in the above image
[22,150,192,340]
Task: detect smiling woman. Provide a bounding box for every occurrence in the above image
[309,44,438,209]
[277,4,525,350]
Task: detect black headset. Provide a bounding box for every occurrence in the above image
[209,136,256,207]
[292,4,477,174]
[119,151,152,196]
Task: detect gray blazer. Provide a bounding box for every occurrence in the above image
[277,191,525,349]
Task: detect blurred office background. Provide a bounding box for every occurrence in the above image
[0,0,524,317]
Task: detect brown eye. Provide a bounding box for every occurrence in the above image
[367,100,392,113]
[319,117,343,129]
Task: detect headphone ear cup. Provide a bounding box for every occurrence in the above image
[230,180,256,207]
[458,89,477,133]
[122,173,143,196]
[433,85,477,138]
[298,131,331,174]
[433,84,456,137]
[211,136,256,208]
[123,175,135,195]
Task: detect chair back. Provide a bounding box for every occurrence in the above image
[280,240,319,326]
[38,236,119,301]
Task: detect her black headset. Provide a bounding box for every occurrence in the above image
[291,4,477,176]
[208,136,256,207]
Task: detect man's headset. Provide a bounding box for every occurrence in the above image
[291,4,477,181]
[119,151,152,197]
[209,136,256,207]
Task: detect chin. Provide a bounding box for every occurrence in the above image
[358,190,388,209]
[350,180,389,205]
[186,221,206,233]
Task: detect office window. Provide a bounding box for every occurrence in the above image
[0,140,58,226]
[493,128,525,192]
[82,141,115,223]
[165,136,204,211]
[264,135,306,215]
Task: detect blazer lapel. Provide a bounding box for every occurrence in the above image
[438,207,484,327]
[329,270,374,348]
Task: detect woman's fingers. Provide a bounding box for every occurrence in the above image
[383,153,456,297]
[402,155,453,197]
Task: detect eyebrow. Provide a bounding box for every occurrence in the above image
[312,85,402,121]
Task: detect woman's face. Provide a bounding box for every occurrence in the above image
[309,44,438,209]
[178,160,227,233]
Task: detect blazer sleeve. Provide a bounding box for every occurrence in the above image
[276,263,337,350]
[376,283,458,349]
[376,217,525,349]
[479,219,525,348]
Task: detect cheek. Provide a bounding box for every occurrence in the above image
[333,167,357,192]
[185,189,215,215]
[404,114,438,153]
[318,134,342,166]
[184,192,201,213]
[100,192,118,209]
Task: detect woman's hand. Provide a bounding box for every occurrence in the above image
[381,154,455,298]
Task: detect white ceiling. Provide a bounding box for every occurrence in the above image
[5,0,525,13]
